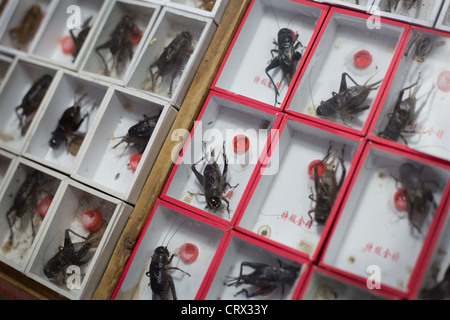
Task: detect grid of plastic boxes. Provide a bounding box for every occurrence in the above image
[113,0,450,300]
[0,0,226,300]
[2,0,450,301]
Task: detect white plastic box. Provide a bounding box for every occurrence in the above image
[285,7,408,137]
[435,0,450,32]
[22,70,110,176]
[320,142,450,296]
[212,0,329,110]
[412,200,450,299]
[0,57,59,156]
[0,149,17,196]
[26,179,133,300]
[312,0,373,12]
[71,86,178,205]
[161,91,282,226]
[235,115,364,262]
[372,0,444,27]
[369,26,450,163]
[0,0,58,56]
[0,53,13,86]
[30,0,110,71]
[112,199,228,300]
[126,6,216,108]
[80,0,161,85]
[0,157,67,273]
[165,0,230,24]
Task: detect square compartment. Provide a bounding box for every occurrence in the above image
[299,266,391,299]
[285,7,408,136]
[372,0,443,27]
[435,0,450,32]
[321,142,450,294]
[112,199,227,300]
[26,179,133,300]
[0,57,58,155]
[235,115,363,261]
[212,0,328,110]
[0,0,57,56]
[0,158,66,273]
[0,53,13,86]
[166,0,229,24]
[71,86,178,205]
[79,0,161,85]
[203,232,307,300]
[23,71,109,176]
[410,199,450,300]
[161,91,281,226]
[30,0,109,70]
[126,7,216,108]
[369,27,450,163]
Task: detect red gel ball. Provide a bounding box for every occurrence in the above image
[394,189,408,211]
[131,27,142,45]
[437,71,450,92]
[308,160,325,179]
[130,152,142,172]
[61,35,75,55]
[37,198,52,217]
[179,243,199,263]
[81,210,103,232]
[353,50,372,69]
[233,135,250,153]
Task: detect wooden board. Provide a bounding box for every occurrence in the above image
[91,0,252,300]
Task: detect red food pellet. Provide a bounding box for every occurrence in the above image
[61,35,75,55]
[233,135,250,153]
[179,243,199,263]
[81,210,103,232]
[437,71,450,92]
[353,50,372,69]
[308,160,325,179]
[394,189,408,211]
[37,198,52,217]
[130,152,142,172]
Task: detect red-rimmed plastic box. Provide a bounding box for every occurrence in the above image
[0,0,58,56]
[234,114,365,262]
[435,0,450,32]
[112,199,229,300]
[30,0,109,71]
[161,91,283,227]
[201,231,310,300]
[211,0,329,111]
[319,141,450,297]
[79,0,161,86]
[369,25,450,163]
[0,157,67,273]
[298,265,400,299]
[409,195,450,300]
[0,57,58,156]
[0,149,17,196]
[165,0,230,25]
[71,85,177,205]
[285,6,409,137]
